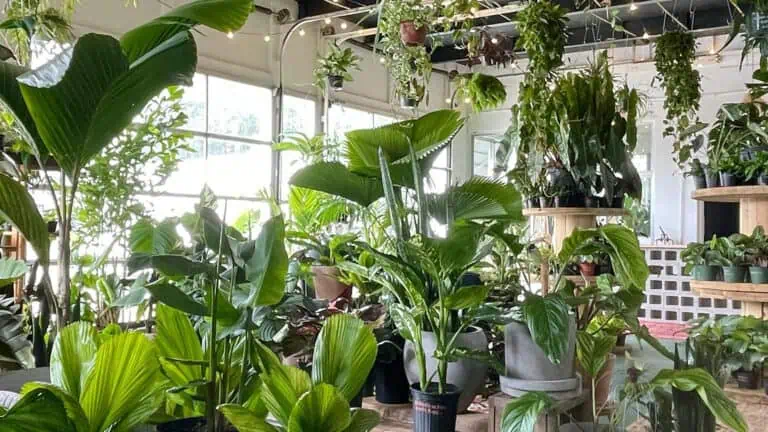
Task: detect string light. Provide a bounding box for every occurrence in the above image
[445,98,452,104]
[226,31,234,39]
[629,3,638,11]
[299,29,306,37]
[642,31,650,40]
[379,57,386,64]
[491,37,499,44]
[324,17,332,24]
[340,22,348,29]
[264,35,271,42]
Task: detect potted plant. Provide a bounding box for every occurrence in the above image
[578,255,599,277]
[725,329,765,390]
[220,314,381,432]
[686,158,708,189]
[452,73,508,112]
[718,153,742,186]
[746,226,768,284]
[709,234,750,283]
[312,42,361,92]
[744,151,768,185]
[372,325,410,404]
[682,241,723,281]
[289,232,358,300]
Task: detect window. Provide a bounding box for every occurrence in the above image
[279,96,318,200]
[472,135,508,177]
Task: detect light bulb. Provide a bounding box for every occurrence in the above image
[630,3,638,11]
[264,35,271,42]
[340,22,348,30]
[445,98,452,104]
[709,48,716,55]
[470,6,478,13]
[491,37,499,44]
[464,97,471,104]
[299,29,306,37]
[379,57,386,64]
[324,17,332,25]
[642,31,650,40]
[226,31,234,39]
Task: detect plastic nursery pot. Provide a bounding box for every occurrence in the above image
[411,383,461,432]
[692,175,707,190]
[527,198,540,209]
[740,146,768,161]
[583,196,598,208]
[399,95,419,109]
[692,265,718,281]
[400,21,427,46]
[566,192,586,208]
[758,173,768,186]
[539,196,552,208]
[734,368,760,390]
[719,171,738,187]
[722,265,748,283]
[611,196,624,209]
[374,352,410,404]
[327,75,344,91]
[750,266,768,284]
[705,168,720,188]
[616,333,627,347]
[578,262,597,277]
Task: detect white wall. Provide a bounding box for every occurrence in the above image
[464,36,758,245]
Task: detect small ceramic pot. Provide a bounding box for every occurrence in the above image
[400,21,427,46]
[579,262,597,277]
[692,265,718,281]
[722,265,747,283]
[750,266,768,284]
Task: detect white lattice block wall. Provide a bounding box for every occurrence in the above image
[640,245,741,323]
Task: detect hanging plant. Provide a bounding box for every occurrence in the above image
[453,72,507,112]
[312,42,361,92]
[513,0,568,180]
[654,31,704,168]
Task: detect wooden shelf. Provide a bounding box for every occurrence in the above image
[692,186,768,203]
[564,275,597,287]
[690,281,768,303]
[522,208,627,217]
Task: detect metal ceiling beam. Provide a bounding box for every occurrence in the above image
[654,0,688,30]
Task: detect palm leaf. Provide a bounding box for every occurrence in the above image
[289,162,384,207]
[155,304,203,387]
[427,177,524,224]
[260,364,312,427]
[0,175,49,263]
[0,387,76,432]
[312,314,377,402]
[20,383,89,432]
[120,0,253,64]
[218,404,278,432]
[344,408,381,432]
[287,384,352,432]
[50,322,98,400]
[79,333,163,432]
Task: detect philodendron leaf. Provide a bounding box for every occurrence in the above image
[50,322,98,400]
[0,387,76,432]
[0,258,28,286]
[129,219,182,254]
[241,215,289,307]
[218,404,278,432]
[144,281,209,317]
[0,175,49,264]
[500,391,554,432]
[312,314,377,402]
[521,295,570,364]
[127,253,214,277]
[287,384,352,432]
[443,285,491,310]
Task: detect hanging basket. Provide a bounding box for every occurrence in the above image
[400,21,427,46]
[327,75,344,91]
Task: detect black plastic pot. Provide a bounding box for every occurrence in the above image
[705,168,720,188]
[584,196,598,208]
[611,196,624,209]
[47,220,58,235]
[759,173,768,186]
[734,368,760,389]
[362,368,376,398]
[411,383,461,432]
[157,417,207,432]
[740,146,768,161]
[327,75,344,91]
[553,195,566,208]
[374,341,410,404]
[539,197,552,208]
[720,172,738,187]
[400,95,419,109]
[566,192,586,208]
[692,175,707,190]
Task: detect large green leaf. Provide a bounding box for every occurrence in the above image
[289,162,384,207]
[650,368,747,432]
[0,175,49,263]
[0,258,27,286]
[287,384,351,432]
[50,322,98,400]
[575,331,616,378]
[18,31,196,179]
[0,387,76,432]
[344,408,380,432]
[0,61,43,155]
[129,219,182,254]
[598,225,649,291]
[311,314,377,402]
[218,404,279,432]
[155,304,203,387]
[79,333,163,432]
[521,295,570,364]
[500,391,553,432]
[0,295,34,369]
[127,253,214,277]
[120,0,253,64]
[427,177,524,224]
[261,364,312,427]
[145,281,209,317]
[443,285,491,310]
[240,215,288,307]
[20,383,89,432]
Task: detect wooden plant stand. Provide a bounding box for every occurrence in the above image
[488,391,589,432]
[691,186,768,317]
[1,229,26,302]
[523,208,627,253]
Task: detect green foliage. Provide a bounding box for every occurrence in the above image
[654,31,703,167]
[0,294,34,369]
[622,195,650,238]
[707,101,768,171]
[500,391,554,432]
[312,42,361,91]
[454,73,507,112]
[521,294,570,364]
[0,0,79,66]
[708,234,749,266]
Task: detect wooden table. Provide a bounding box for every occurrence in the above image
[487,392,589,432]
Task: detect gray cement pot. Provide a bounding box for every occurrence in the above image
[403,326,488,413]
[504,315,576,381]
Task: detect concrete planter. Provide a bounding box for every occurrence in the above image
[403,326,488,413]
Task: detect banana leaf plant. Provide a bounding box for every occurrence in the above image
[123,188,289,431]
[0,0,252,329]
[0,322,165,432]
[219,313,381,432]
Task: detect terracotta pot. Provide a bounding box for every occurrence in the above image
[311,265,352,300]
[578,353,616,411]
[579,262,597,277]
[400,21,427,46]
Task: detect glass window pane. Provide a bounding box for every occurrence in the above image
[156,135,205,194]
[180,73,207,133]
[206,139,272,198]
[473,138,492,176]
[328,105,374,141]
[283,96,316,136]
[373,114,397,127]
[215,200,270,231]
[433,148,449,169]
[208,76,272,141]
[280,151,304,201]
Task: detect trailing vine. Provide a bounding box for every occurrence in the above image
[654,31,703,168]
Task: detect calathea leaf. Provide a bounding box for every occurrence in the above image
[500,391,554,432]
[521,294,570,364]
